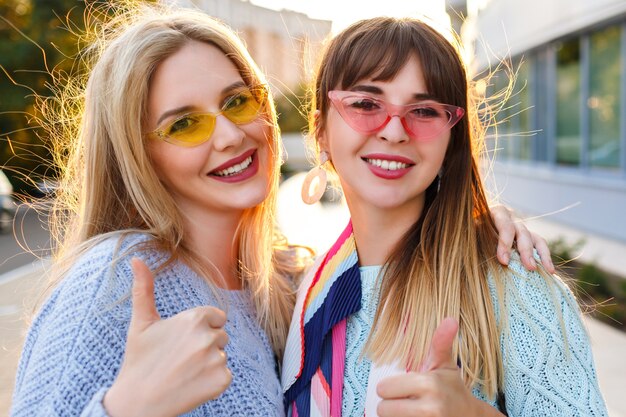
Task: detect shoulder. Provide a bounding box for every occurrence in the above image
[55,232,156,301]
[491,251,578,315]
[490,251,590,357]
[492,260,608,414]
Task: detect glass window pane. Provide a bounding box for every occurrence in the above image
[556,39,581,166]
[494,70,512,159]
[517,58,533,160]
[589,25,621,169]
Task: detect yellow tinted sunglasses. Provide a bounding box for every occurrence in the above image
[148,84,268,147]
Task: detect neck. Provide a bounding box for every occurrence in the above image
[347,199,424,267]
[181,206,243,290]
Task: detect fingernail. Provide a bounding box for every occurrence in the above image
[502,251,510,264]
[529,256,536,269]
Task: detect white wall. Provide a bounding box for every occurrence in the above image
[468,0,626,69]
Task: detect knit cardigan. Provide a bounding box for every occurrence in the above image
[10,233,284,417]
[282,253,609,417]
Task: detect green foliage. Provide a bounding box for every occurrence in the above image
[549,236,626,330]
[275,84,309,134]
[0,0,89,196]
[579,263,612,298]
[621,280,626,299]
[547,236,586,264]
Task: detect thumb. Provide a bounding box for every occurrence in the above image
[129,257,161,331]
[421,317,459,372]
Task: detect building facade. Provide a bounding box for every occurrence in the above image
[456,0,626,251]
[166,0,332,91]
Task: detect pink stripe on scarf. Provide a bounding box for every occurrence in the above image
[331,319,348,417]
[311,370,331,417]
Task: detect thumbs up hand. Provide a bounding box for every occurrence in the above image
[103,258,232,417]
[376,318,500,417]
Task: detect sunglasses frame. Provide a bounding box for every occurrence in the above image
[328,90,465,141]
[147,84,268,147]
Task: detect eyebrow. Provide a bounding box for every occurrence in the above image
[349,84,439,102]
[155,80,248,126]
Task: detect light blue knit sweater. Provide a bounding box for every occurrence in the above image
[10,233,284,417]
[341,257,609,417]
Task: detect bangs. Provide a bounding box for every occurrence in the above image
[336,24,415,88]
[323,18,466,108]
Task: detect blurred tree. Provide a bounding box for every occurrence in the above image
[275,83,309,134]
[0,0,88,196]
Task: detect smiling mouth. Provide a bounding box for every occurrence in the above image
[363,157,412,171]
[212,155,254,177]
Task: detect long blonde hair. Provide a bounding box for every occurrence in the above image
[309,17,557,398]
[45,3,306,357]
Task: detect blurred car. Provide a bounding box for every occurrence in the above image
[0,169,16,233]
[33,178,59,199]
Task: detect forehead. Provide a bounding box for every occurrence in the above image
[147,41,243,122]
[353,55,427,93]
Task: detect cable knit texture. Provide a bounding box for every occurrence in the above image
[10,232,284,417]
[342,266,380,417]
[341,254,608,417]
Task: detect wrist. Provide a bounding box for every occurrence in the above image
[472,396,506,417]
[103,379,157,417]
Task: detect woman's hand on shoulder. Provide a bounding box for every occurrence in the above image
[490,204,555,274]
[376,319,505,417]
[103,258,232,417]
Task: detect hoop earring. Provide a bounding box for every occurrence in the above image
[301,151,328,205]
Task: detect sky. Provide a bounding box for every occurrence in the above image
[249,0,451,34]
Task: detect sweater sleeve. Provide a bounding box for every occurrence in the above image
[10,237,138,417]
[498,255,609,417]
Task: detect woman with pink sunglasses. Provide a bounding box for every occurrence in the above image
[282,17,608,417]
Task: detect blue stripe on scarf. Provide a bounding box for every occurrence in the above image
[304,252,359,324]
[284,261,362,409]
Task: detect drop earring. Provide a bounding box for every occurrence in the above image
[301,151,329,205]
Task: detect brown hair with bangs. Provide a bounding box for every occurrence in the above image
[309,17,509,398]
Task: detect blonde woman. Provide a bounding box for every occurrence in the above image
[10,6,302,416]
[282,17,608,417]
[10,5,551,417]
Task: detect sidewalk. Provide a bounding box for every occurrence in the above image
[524,216,626,279]
[585,317,626,417]
[0,267,48,416]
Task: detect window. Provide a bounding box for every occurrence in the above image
[556,39,581,166]
[516,58,533,160]
[589,25,621,169]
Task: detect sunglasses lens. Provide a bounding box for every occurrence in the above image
[223,86,266,124]
[337,96,388,133]
[163,114,216,147]
[403,104,453,139]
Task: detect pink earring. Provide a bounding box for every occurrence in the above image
[301,151,328,205]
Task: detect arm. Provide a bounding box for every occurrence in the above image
[498,258,609,416]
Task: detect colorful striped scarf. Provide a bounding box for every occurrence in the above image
[283,221,362,417]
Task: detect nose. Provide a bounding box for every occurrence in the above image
[377,115,409,143]
[211,114,245,151]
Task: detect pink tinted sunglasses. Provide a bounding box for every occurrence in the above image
[328,90,465,141]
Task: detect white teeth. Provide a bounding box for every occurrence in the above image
[365,158,409,170]
[214,156,253,177]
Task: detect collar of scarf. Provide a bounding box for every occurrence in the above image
[282,221,362,417]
